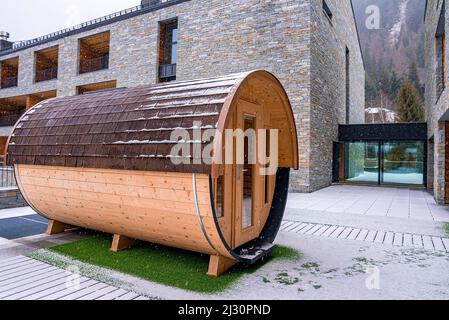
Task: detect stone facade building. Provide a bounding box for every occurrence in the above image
[424,0,449,203]
[0,0,365,192]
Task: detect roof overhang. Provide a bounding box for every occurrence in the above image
[339,123,428,141]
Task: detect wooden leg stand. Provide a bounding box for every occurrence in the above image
[47,220,69,235]
[207,255,237,277]
[110,234,137,252]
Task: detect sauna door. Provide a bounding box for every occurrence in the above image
[233,100,264,248]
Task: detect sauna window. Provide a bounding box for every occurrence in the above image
[264,130,271,205]
[242,115,255,229]
[216,175,224,218]
[158,19,178,83]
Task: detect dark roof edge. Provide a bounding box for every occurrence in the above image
[0,0,191,57]
[339,122,428,141]
[350,0,366,71]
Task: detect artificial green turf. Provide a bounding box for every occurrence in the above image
[47,235,300,293]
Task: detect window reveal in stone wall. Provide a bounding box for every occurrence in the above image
[0,57,18,89]
[436,2,446,101]
[346,47,350,124]
[323,0,333,25]
[35,46,59,83]
[158,19,178,83]
[78,31,110,75]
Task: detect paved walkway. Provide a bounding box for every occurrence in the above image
[280,220,449,252]
[287,185,449,222]
[0,187,448,300]
[0,256,149,300]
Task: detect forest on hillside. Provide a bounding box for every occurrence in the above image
[352,0,425,122]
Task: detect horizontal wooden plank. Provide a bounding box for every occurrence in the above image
[95,288,129,300]
[0,265,58,288]
[19,165,210,191]
[0,269,67,294]
[0,271,69,300]
[20,177,211,205]
[0,258,37,273]
[115,291,140,300]
[59,282,111,300]
[0,256,30,268]
[20,277,92,300]
[0,261,48,281]
[23,187,212,217]
[37,279,99,300]
[76,286,120,300]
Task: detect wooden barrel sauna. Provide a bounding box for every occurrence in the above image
[6,70,298,276]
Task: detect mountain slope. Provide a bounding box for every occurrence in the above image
[352,0,425,120]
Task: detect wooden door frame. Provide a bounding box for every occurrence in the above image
[233,100,264,248]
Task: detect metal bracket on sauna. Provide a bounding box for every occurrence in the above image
[6,70,299,277]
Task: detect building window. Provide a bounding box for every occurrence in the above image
[0,57,19,89]
[158,19,178,82]
[35,46,59,83]
[323,0,333,23]
[77,80,117,95]
[436,2,446,100]
[345,47,350,124]
[78,31,110,75]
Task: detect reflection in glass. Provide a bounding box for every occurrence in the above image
[344,141,425,185]
[382,142,424,185]
[345,142,379,183]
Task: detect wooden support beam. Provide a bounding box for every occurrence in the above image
[47,220,68,235]
[207,255,237,277]
[110,234,137,253]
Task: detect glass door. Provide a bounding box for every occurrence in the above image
[345,142,379,184]
[344,141,425,186]
[381,141,425,185]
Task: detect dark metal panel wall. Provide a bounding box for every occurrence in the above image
[339,123,428,142]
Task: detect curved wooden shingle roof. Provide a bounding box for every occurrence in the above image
[7,73,248,173]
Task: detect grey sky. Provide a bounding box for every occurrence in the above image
[0,0,140,42]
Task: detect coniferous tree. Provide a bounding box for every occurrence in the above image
[395,80,424,123]
[408,61,425,99]
[408,62,420,87]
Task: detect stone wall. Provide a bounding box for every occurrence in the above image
[424,0,449,203]
[0,0,364,192]
[309,0,365,191]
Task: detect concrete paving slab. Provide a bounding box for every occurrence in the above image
[287,185,449,223]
